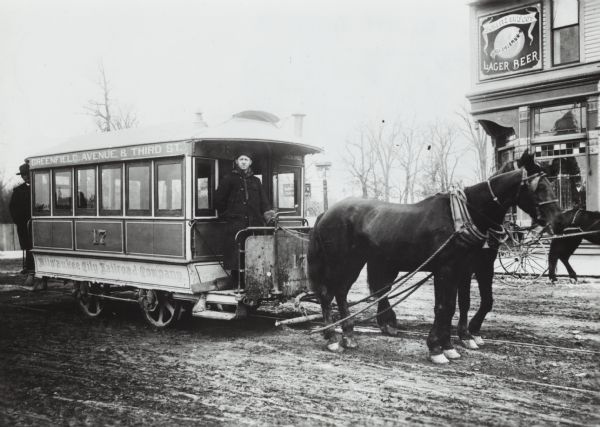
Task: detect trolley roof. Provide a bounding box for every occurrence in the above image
[27,111,321,169]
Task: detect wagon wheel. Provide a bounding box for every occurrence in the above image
[139,289,181,328]
[75,281,105,317]
[498,238,548,280]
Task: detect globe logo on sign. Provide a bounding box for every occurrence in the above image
[492,26,525,60]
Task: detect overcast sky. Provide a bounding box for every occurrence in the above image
[0,0,472,197]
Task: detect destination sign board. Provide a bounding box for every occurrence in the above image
[29,141,191,169]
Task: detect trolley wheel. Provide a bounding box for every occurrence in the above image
[75,281,105,317]
[139,289,181,328]
[498,239,548,280]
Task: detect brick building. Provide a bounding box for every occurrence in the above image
[467,0,600,216]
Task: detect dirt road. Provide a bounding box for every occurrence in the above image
[0,258,598,426]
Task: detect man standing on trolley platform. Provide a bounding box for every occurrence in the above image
[9,161,40,290]
[215,151,275,286]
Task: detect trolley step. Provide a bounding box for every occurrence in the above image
[191,310,237,320]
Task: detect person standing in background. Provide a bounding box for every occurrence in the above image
[9,161,40,290]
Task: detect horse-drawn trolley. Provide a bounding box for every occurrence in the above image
[27,111,320,326]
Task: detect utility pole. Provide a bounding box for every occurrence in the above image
[316,161,332,212]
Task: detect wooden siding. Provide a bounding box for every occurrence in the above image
[75,221,123,253]
[192,221,227,260]
[32,220,73,250]
[126,221,184,257]
[584,0,600,62]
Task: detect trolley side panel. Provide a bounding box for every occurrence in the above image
[34,253,192,292]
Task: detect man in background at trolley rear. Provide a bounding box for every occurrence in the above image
[215,151,275,286]
[9,161,38,290]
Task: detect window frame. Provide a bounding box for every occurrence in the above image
[194,157,216,218]
[551,0,580,66]
[154,158,184,217]
[52,168,73,216]
[32,169,51,216]
[99,163,123,216]
[75,166,97,216]
[273,165,302,217]
[126,161,152,217]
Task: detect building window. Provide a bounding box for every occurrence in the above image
[156,159,183,216]
[53,169,72,215]
[195,158,215,216]
[100,165,122,215]
[126,162,151,216]
[76,167,96,215]
[33,171,50,215]
[553,0,579,65]
[533,103,585,137]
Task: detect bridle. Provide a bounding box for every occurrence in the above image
[487,168,558,210]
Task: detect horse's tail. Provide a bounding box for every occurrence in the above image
[307,213,328,295]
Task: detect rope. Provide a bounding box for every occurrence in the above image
[277,226,310,242]
[309,231,458,335]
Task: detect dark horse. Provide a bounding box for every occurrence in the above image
[456,159,560,349]
[308,151,561,364]
[548,209,600,283]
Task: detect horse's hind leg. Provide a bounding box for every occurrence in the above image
[561,256,578,283]
[562,237,582,283]
[367,261,401,336]
[336,293,358,349]
[319,291,342,352]
[548,242,560,283]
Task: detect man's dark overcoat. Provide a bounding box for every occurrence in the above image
[214,168,271,269]
[9,182,32,250]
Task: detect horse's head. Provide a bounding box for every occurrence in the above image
[513,150,562,233]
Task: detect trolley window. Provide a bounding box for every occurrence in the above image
[76,167,96,215]
[273,165,301,216]
[53,169,73,215]
[195,158,215,216]
[126,162,151,216]
[33,171,50,215]
[156,159,183,216]
[100,164,122,215]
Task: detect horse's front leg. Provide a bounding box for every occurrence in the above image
[457,272,478,350]
[427,268,460,364]
[336,293,358,349]
[468,248,497,346]
[548,244,559,283]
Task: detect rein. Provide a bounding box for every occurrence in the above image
[309,230,460,335]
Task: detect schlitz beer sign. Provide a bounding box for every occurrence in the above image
[479,4,542,79]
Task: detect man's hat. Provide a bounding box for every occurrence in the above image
[235,150,254,161]
[16,162,29,176]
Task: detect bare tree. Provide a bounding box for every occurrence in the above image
[396,124,425,203]
[457,106,492,181]
[367,120,400,202]
[419,120,463,195]
[85,63,138,132]
[342,130,375,198]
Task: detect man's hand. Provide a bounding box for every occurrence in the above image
[264,210,276,226]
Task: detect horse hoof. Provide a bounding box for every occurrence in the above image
[429,353,450,364]
[472,335,485,346]
[342,336,358,349]
[460,339,479,350]
[380,324,400,337]
[569,278,578,284]
[443,348,461,360]
[326,342,344,353]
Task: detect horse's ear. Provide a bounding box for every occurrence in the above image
[518,149,537,173]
